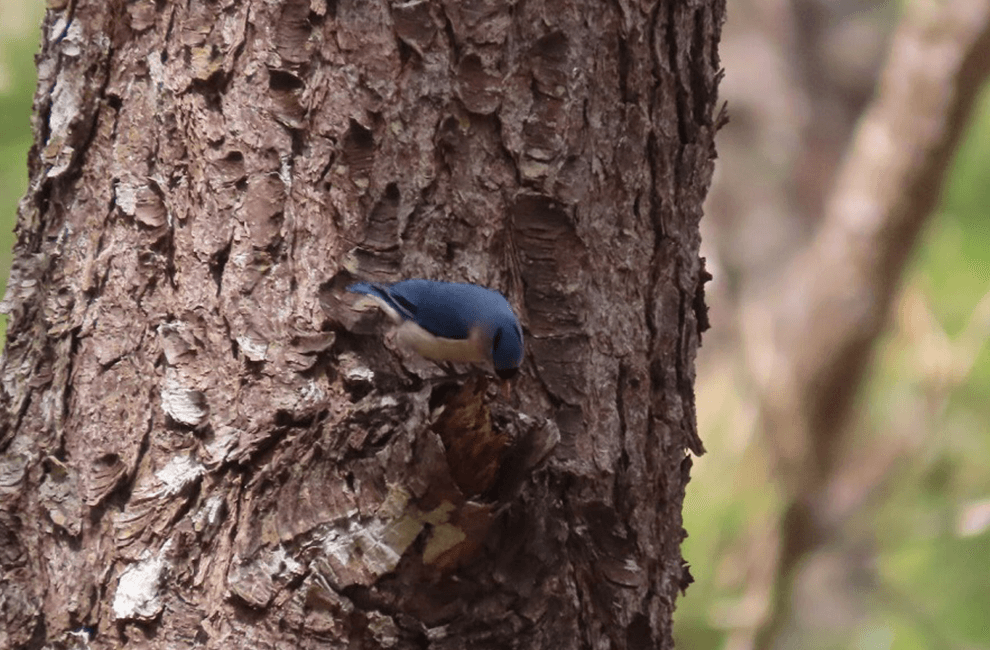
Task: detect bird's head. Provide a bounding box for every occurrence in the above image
[491,318,524,380]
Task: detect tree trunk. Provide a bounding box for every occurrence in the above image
[0,1,723,648]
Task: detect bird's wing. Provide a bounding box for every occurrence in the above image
[378,283,419,322]
[347,282,407,323]
[393,281,478,340]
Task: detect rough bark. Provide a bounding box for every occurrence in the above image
[0,1,723,649]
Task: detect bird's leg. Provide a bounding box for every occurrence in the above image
[436,360,458,376]
[429,360,479,382]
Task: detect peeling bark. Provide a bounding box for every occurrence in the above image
[0,1,724,649]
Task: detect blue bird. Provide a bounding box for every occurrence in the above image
[347,279,525,380]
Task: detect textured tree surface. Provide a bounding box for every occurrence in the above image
[0,1,723,649]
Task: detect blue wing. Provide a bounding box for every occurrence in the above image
[382,279,478,340]
[349,279,509,340]
[347,281,417,322]
[348,279,524,372]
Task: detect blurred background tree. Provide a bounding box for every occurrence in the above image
[681,1,990,649]
[1,1,988,649]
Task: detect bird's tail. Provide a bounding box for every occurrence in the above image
[347,282,402,323]
[346,282,385,298]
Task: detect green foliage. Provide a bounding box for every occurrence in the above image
[0,20,42,339]
[873,85,990,650]
[919,85,990,412]
[678,71,990,650]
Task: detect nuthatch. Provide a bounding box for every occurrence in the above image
[347,279,524,380]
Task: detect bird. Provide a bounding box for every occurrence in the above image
[347,278,525,380]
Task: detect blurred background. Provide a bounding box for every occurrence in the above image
[0,0,42,340]
[1,1,987,649]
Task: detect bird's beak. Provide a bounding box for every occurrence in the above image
[494,368,517,399]
[495,367,518,381]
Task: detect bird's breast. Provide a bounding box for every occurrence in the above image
[352,294,403,324]
[395,321,489,364]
